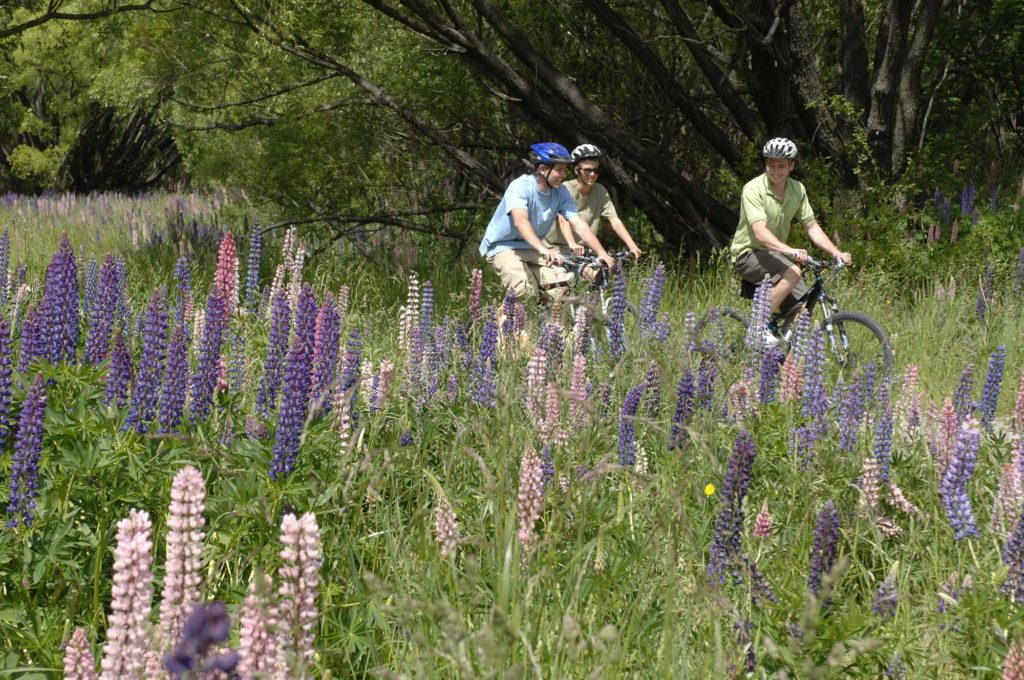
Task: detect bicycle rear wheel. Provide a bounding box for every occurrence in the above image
[821,310,894,376]
[694,307,750,359]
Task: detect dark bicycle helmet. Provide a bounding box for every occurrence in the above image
[529,142,572,167]
[762,137,798,159]
[571,144,603,163]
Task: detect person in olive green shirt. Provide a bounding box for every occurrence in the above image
[548,144,643,262]
[731,137,851,317]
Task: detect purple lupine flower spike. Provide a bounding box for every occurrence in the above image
[0,316,11,441]
[808,500,840,597]
[84,255,119,365]
[125,288,168,432]
[159,324,188,431]
[980,345,1006,432]
[618,383,645,466]
[873,381,894,482]
[7,373,47,528]
[105,330,133,408]
[1002,513,1024,603]
[940,417,981,540]
[190,285,227,421]
[309,293,340,412]
[0,228,8,306]
[18,305,44,373]
[607,274,628,357]
[472,307,498,408]
[245,220,263,310]
[801,326,827,420]
[640,263,668,339]
[668,369,696,451]
[173,256,191,327]
[953,363,975,422]
[82,255,98,322]
[257,287,291,416]
[40,233,79,363]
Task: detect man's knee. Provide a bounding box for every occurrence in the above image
[778,265,801,287]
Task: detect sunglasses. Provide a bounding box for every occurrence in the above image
[578,168,600,176]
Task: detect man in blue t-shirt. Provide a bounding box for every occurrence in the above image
[479,142,614,301]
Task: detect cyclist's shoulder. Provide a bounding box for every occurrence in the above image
[741,174,768,194]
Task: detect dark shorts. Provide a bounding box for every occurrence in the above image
[734,250,809,311]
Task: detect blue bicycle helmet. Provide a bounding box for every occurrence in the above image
[529,142,572,167]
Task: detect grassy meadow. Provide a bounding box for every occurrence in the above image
[0,192,1023,678]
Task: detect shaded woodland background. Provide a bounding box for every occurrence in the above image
[1,0,1022,259]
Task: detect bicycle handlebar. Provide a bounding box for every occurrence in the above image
[798,255,846,273]
[561,249,636,270]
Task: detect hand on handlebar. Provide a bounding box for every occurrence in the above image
[629,246,643,260]
[835,251,852,265]
[570,243,585,256]
[599,252,615,270]
[788,248,808,264]
[542,249,564,266]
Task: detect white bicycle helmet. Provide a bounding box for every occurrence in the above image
[762,137,798,159]
[571,144,603,163]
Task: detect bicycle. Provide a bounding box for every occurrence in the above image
[550,249,640,352]
[696,256,894,375]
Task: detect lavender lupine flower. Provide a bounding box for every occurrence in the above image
[6,374,47,528]
[164,602,238,676]
[885,653,905,679]
[399,430,414,446]
[500,288,516,340]
[245,223,263,310]
[572,305,592,356]
[940,417,982,540]
[39,233,79,363]
[63,627,97,680]
[759,346,782,404]
[468,268,483,326]
[873,382,894,482]
[707,430,758,582]
[0,316,11,440]
[801,327,827,420]
[790,424,817,471]
[99,509,153,680]
[668,370,696,451]
[887,481,925,520]
[104,331,132,408]
[618,383,645,466]
[980,345,1006,432]
[872,566,899,619]
[808,501,840,597]
[83,255,98,321]
[517,446,544,556]
[309,294,340,412]
[277,512,321,673]
[696,354,718,411]
[270,334,314,480]
[238,572,282,679]
[961,182,976,218]
[190,285,227,421]
[934,188,951,225]
[125,288,168,433]
[745,276,772,358]
[607,273,628,357]
[419,282,439,400]
[159,466,206,645]
[257,288,291,416]
[173,256,191,327]
[0,228,8,306]
[158,324,188,432]
[838,375,865,451]
[227,327,246,393]
[538,320,564,374]
[1003,513,1024,604]
[333,329,364,444]
[640,263,667,338]
[472,308,498,408]
[953,363,975,422]
[641,361,662,417]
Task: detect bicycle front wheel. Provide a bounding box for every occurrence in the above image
[821,310,894,376]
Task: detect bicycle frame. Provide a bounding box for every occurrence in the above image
[779,261,841,348]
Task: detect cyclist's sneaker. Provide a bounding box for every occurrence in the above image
[768,319,782,336]
[762,329,782,348]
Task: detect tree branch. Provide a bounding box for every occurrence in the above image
[170,73,339,110]
[0,0,159,40]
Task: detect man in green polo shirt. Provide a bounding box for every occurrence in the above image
[731,137,851,319]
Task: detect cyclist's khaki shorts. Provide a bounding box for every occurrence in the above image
[734,250,808,308]
[487,248,571,301]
